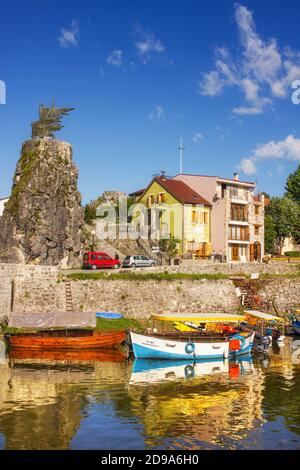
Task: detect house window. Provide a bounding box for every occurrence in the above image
[148,195,155,207]
[203,212,208,224]
[254,225,260,236]
[254,205,259,215]
[159,193,167,203]
[191,210,197,223]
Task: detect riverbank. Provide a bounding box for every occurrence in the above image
[1,263,299,327]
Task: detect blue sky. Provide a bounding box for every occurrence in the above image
[1,0,300,203]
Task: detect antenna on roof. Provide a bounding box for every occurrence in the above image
[152,170,173,178]
[178,137,185,174]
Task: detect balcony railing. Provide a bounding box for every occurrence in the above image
[229,233,250,241]
[230,215,248,222]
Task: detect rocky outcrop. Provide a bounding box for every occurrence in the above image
[0,138,84,267]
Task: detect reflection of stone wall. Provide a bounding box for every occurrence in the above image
[0,358,127,450]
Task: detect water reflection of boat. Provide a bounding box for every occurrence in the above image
[130,313,254,360]
[129,356,254,385]
[4,329,125,350]
[8,347,126,363]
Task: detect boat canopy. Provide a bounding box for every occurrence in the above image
[245,310,284,323]
[152,313,245,323]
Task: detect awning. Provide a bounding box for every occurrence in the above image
[152,313,246,323]
[245,310,284,322]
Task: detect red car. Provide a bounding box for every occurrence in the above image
[83,252,121,270]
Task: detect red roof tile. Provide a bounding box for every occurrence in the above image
[147,177,211,206]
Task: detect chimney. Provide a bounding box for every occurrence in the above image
[233,172,239,181]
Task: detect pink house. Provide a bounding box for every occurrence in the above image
[174,173,264,262]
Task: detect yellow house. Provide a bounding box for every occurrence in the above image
[130,176,212,257]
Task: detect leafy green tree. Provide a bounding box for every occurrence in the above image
[265,197,300,254]
[159,236,179,258]
[264,214,276,254]
[84,203,97,224]
[285,164,300,205]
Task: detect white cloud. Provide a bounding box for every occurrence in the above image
[191,132,204,143]
[148,105,165,121]
[232,106,264,115]
[134,25,168,64]
[107,50,123,67]
[238,158,257,175]
[238,135,300,174]
[199,4,300,114]
[59,21,79,48]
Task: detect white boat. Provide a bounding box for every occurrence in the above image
[130,330,230,360]
[130,313,255,360]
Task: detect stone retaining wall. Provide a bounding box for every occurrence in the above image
[0,264,64,319]
[137,261,300,276]
[1,263,299,325]
[258,278,300,314]
[70,279,240,319]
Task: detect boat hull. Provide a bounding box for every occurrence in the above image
[229,331,255,357]
[8,348,126,362]
[5,330,125,350]
[130,331,229,360]
[293,322,300,336]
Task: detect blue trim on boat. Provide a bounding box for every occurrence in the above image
[133,357,226,373]
[131,342,226,360]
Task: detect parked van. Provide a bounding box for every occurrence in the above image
[83,252,121,270]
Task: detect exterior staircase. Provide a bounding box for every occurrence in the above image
[232,278,271,312]
[65,280,74,312]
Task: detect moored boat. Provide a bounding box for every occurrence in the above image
[293,321,300,336]
[8,347,126,362]
[244,310,286,343]
[130,313,254,360]
[4,329,125,350]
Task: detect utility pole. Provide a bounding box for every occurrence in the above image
[178,138,185,174]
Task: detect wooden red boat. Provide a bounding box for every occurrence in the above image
[9,347,126,362]
[4,329,125,350]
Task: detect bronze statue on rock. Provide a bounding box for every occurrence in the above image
[31,101,74,139]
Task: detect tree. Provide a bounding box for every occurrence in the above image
[264,214,276,254]
[265,197,300,254]
[285,164,300,205]
[159,236,179,258]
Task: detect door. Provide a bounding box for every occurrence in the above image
[232,245,239,261]
[250,244,255,261]
[133,255,142,267]
[140,255,150,266]
[253,242,261,261]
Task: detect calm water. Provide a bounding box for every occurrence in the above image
[1,338,300,450]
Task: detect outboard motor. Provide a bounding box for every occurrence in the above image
[254,332,271,352]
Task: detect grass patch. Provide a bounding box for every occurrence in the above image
[66,272,230,281]
[96,317,146,332]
